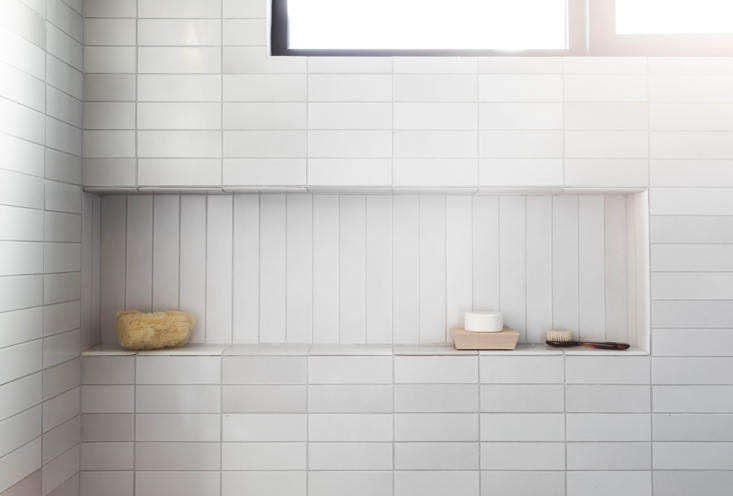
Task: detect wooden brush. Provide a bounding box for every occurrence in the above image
[546,329,630,350]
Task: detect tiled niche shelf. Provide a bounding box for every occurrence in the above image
[83,343,649,357]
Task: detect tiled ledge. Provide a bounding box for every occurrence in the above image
[82,342,648,356]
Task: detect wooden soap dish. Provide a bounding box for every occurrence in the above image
[451,327,519,350]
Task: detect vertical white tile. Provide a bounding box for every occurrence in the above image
[125,195,153,313]
[393,195,419,344]
[286,194,312,343]
[259,194,286,343]
[446,196,473,331]
[152,194,179,311]
[313,195,339,343]
[100,196,125,343]
[233,194,259,343]
[579,196,605,342]
[604,196,628,343]
[554,195,579,333]
[473,196,499,312]
[365,196,392,344]
[500,196,526,338]
[339,196,367,344]
[419,195,447,343]
[179,194,207,343]
[206,195,233,343]
[526,196,553,343]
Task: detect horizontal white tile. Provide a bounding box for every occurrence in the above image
[651,188,733,215]
[222,442,306,470]
[393,57,476,74]
[481,413,564,441]
[43,387,80,431]
[310,471,391,496]
[566,413,650,441]
[653,357,733,384]
[651,244,733,272]
[84,47,134,74]
[138,130,221,158]
[138,0,221,17]
[135,442,220,470]
[566,158,649,187]
[309,443,392,471]
[223,414,306,441]
[565,75,648,101]
[82,356,134,384]
[650,75,733,102]
[396,471,478,496]
[224,74,305,101]
[396,413,477,442]
[224,130,305,157]
[138,19,221,46]
[139,158,221,187]
[564,58,647,75]
[0,307,43,348]
[136,356,221,384]
[81,385,132,413]
[394,356,477,383]
[80,442,133,471]
[223,47,305,74]
[481,442,564,470]
[43,416,80,464]
[566,102,648,130]
[81,414,133,442]
[135,414,220,442]
[0,373,41,421]
[83,158,136,187]
[308,159,390,187]
[481,471,565,496]
[395,103,477,130]
[395,131,476,158]
[566,356,650,384]
[653,413,733,441]
[567,471,650,496]
[0,340,42,384]
[0,275,43,313]
[223,472,305,496]
[308,57,392,74]
[395,74,477,102]
[84,18,135,46]
[309,103,391,130]
[479,103,562,129]
[138,103,221,130]
[651,132,733,159]
[394,159,477,188]
[395,384,477,413]
[653,273,733,300]
[80,472,133,496]
[479,75,562,101]
[479,356,563,383]
[653,472,733,496]
[223,356,306,384]
[138,47,221,74]
[136,472,220,496]
[567,442,651,470]
[566,385,650,413]
[651,159,733,187]
[308,385,393,413]
[223,158,305,186]
[653,329,733,357]
[395,442,477,470]
[565,131,648,158]
[309,356,394,385]
[655,385,733,412]
[480,159,563,186]
[652,103,733,131]
[0,406,41,458]
[479,57,562,74]
[224,103,306,130]
[652,215,733,243]
[310,414,393,442]
[480,384,563,412]
[138,75,221,102]
[654,442,733,470]
[223,19,266,45]
[479,130,563,158]
[135,385,220,413]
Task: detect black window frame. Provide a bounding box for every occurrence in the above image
[271,0,733,57]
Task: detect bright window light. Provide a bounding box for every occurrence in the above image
[616,0,733,34]
[287,0,568,50]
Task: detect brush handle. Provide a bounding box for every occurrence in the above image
[580,341,630,350]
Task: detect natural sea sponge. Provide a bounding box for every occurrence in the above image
[115,310,194,350]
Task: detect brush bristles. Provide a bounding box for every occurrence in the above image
[546,329,573,343]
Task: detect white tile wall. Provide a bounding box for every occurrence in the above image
[0,0,83,493]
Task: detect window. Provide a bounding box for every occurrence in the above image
[272,0,581,56]
[272,0,733,56]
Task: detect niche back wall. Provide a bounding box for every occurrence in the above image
[95,192,638,346]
